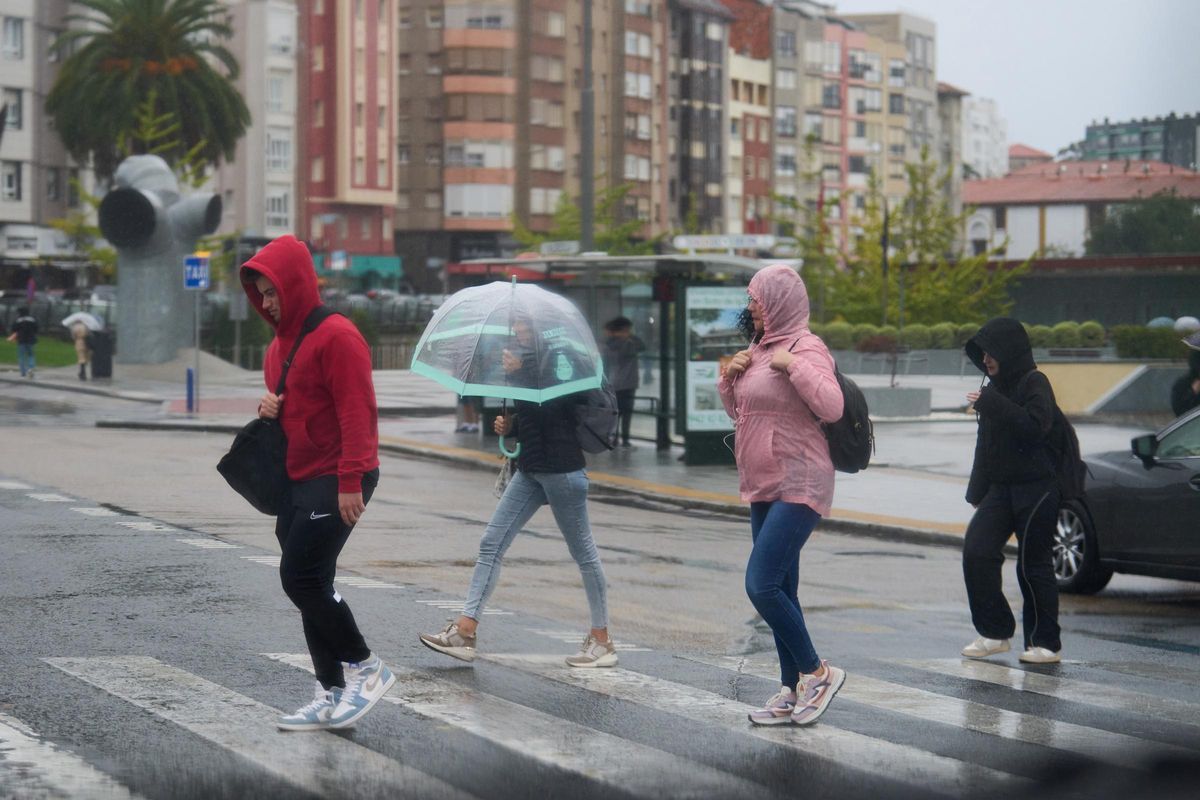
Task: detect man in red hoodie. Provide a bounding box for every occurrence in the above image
[240,235,394,731]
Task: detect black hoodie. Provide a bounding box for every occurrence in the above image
[1170,350,1200,417]
[964,318,1056,505]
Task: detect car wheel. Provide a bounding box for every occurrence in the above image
[1054,500,1113,594]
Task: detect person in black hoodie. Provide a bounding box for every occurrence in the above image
[1170,349,1200,418]
[420,318,617,668]
[961,317,1063,664]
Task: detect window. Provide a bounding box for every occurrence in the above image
[446,3,515,29]
[776,145,797,176]
[311,157,324,181]
[2,88,20,129]
[396,192,410,210]
[398,53,411,74]
[888,93,904,114]
[425,191,441,210]
[848,155,867,174]
[268,8,293,54]
[888,59,905,87]
[313,99,324,126]
[427,9,443,27]
[354,157,366,183]
[3,17,25,60]
[444,183,511,217]
[624,31,651,58]
[46,167,60,201]
[426,51,442,74]
[995,207,1007,230]
[542,11,565,36]
[625,1,652,16]
[266,192,290,229]
[398,10,411,28]
[425,144,441,165]
[377,158,388,185]
[312,45,324,71]
[426,98,441,120]
[775,105,797,137]
[822,83,840,110]
[531,55,564,82]
[397,145,410,164]
[776,31,796,57]
[822,116,841,145]
[355,102,364,127]
[266,129,292,172]
[775,69,797,91]
[266,72,287,113]
[529,187,562,215]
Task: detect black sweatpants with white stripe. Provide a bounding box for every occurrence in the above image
[963,479,1062,652]
[274,470,379,689]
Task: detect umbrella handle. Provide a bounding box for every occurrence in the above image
[498,435,521,459]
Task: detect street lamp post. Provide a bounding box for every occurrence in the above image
[580,0,594,252]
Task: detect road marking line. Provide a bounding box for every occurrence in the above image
[902,659,1200,731]
[114,520,177,532]
[336,577,403,589]
[415,599,512,615]
[240,556,281,567]
[264,653,768,800]
[688,653,1196,769]
[481,653,1026,794]
[0,480,32,490]
[177,538,242,550]
[527,629,652,652]
[44,656,471,800]
[73,507,120,517]
[26,493,75,502]
[0,712,142,799]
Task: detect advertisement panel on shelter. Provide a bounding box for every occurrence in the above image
[683,286,749,432]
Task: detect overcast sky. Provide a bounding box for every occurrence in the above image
[826,0,1200,155]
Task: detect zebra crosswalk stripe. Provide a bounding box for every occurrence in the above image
[265,653,770,800]
[0,712,142,799]
[481,653,1027,795]
[903,659,1200,730]
[44,656,472,800]
[687,653,1197,769]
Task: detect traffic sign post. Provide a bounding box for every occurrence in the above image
[184,252,210,414]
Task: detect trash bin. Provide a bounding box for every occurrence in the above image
[89,330,114,378]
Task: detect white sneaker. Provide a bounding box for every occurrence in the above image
[961,636,1010,659]
[277,683,345,731]
[327,655,395,729]
[565,634,618,668]
[1019,646,1061,664]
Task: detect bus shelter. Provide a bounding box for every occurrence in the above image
[449,254,767,463]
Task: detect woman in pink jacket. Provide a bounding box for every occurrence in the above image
[718,265,846,727]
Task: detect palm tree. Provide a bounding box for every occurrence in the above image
[46,0,251,181]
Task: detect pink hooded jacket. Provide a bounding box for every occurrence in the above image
[717,265,843,515]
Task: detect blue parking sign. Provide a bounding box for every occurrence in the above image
[184,255,210,290]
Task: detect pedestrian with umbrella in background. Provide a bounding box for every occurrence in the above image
[413,279,618,667]
[62,311,103,381]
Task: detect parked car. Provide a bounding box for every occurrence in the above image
[1056,406,1200,593]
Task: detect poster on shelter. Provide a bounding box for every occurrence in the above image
[683,286,748,432]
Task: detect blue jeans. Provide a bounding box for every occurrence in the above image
[746,501,822,688]
[17,343,34,376]
[463,469,608,629]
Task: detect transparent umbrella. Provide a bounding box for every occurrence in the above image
[61,311,105,331]
[410,279,603,456]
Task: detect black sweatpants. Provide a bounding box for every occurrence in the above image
[963,479,1061,652]
[274,470,379,689]
[615,388,635,444]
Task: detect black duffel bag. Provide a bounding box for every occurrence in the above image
[217,306,335,515]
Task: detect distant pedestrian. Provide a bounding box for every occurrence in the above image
[70,320,91,381]
[455,394,481,433]
[717,265,846,727]
[1170,349,1200,417]
[962,317,1062,664]
[241,235,395,731]
[602,316,645,446]
[7,306,37,378]
[420,317,617,667]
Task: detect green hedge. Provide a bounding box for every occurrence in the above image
[929,322,956,349]
[899,323,932,349]
[1111,325,1188,359]
[1079,320,1105,347]
[1050,321,1081,347]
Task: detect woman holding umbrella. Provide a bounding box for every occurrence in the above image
[420,316,617,668]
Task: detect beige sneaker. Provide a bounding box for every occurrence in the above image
[419,622,477,662]
[1019,646,1061,664]
[961,636,1010,659]
[565,634,618,668]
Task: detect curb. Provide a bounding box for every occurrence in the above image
[95,418,972,552]
[0,375,163,404]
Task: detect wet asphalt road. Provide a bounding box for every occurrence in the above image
[1,382,1199,799]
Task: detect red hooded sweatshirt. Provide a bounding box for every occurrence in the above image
[240,235,379,493]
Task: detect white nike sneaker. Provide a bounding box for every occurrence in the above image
[327,655,395,729]
[961,636,1010,659]
[1019,646,1061,664]
[277,683,345,731]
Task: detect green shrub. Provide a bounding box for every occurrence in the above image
[851,323,879,348]
[1111,325,1188,359]
[899,323,932,349]
[929,322,956,349]
[878,324,898,341]
[823,321,854,350]
[1079,320,1106,347]
[955,323,979,347]
[1050,321,1081,348]
[1028,324,1053,348]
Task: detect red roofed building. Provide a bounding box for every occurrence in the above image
[963,160,1200,259]
[1007,143,1052,172]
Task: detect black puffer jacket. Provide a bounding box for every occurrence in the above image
[964,317,1056,505]
[505,349,585,474]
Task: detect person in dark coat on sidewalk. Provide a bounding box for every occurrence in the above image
[961,317,1063,664]
[602,316,645,446]
[1169,349,1200,418]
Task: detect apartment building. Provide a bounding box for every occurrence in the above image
[295,0,399,278]
[667,0,731,233]
[0,0,89,283]
[961,95,1007,179]
[1083,113,1200,170]
[937,81,966,219]
[213,0,299,242]
[721,0,771,235]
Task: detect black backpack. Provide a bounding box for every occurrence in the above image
[575,378,619,453]
[1018,371,1087,500]
[824,367,874,473]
